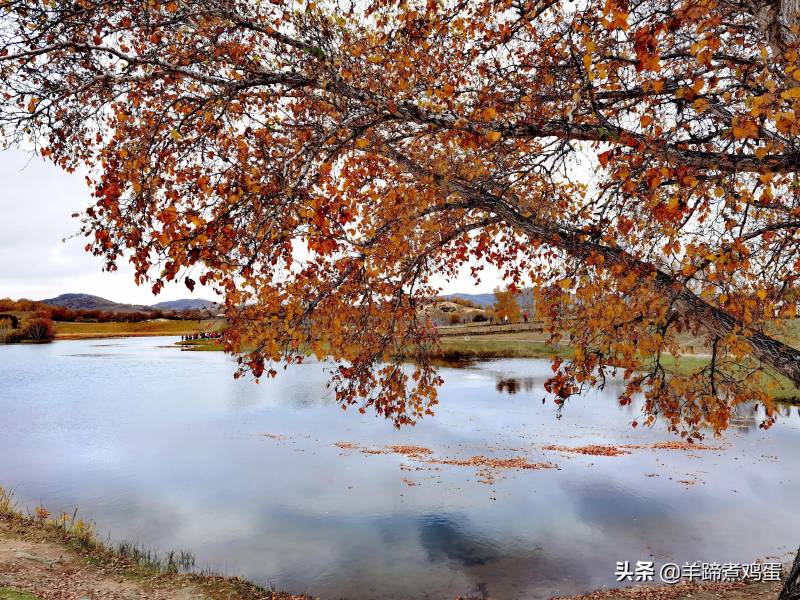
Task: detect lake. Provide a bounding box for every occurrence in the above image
[0,337,798,599]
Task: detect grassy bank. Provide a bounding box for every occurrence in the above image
[174,328,799,400]
[54,318,224,340]
[0,487,307,600]
[436,337,571,360]
[177,338,225,351]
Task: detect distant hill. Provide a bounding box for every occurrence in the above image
[150,299,220,311]
[41,293,218,313]
[441,292,495,307]
[41,293,151,313]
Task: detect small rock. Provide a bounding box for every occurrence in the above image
[15,551,59,568]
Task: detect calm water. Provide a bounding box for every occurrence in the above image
[0,337,798,599]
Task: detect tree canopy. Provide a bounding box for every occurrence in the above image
[493,287,522,322]
[2,0,800,436]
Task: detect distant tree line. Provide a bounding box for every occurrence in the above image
[0,298,210,323]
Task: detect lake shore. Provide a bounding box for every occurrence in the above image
[0,490,308,600]
[2,338,799,598]
[175,333,800,402]
[53,319,224,340]
[0,506,786,600]
[0,500,787,600]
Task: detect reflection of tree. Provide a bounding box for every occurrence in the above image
[727,402,760,432]
[495,377,537,394]
[416,513,584,599]
[726,401,800,433]
[491,371,800,434]
[418,515,498,566]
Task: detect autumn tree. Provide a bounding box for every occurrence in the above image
[2,0,800,435]
[493,287,522,322]
[22,316,55,343]
[0,315,15,343]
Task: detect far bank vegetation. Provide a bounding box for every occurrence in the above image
[0,298,221,344]
[425,287,534,327]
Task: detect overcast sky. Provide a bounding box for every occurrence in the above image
[0,149,499,304]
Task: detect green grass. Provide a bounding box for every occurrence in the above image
[637,354,799,400]
[436,337,571,360]
[169,322,799,398]
[54,319,225,340]
[177,339,224,351]
[0,589,41,600]
[438,333,799,398]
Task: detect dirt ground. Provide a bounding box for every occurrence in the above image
[550,578,783,600]
[0,518,203,600]
[0,517,308,600]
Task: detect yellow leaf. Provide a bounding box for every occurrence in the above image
[757,289,767,300]
[780,87,800,99]
[755,146,768,160]
[558,278,572,289]
[355,138,370,149]
[485,130,501,142]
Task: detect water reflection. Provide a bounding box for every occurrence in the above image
[495,376,538,394]
[419,514,500,566]
[0,339,799,600]
[490,369,798,436]
[416,514,585,599]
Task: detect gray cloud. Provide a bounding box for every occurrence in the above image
[0,148,500,303]
[0,149,211,303]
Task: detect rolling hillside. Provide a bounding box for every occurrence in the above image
[41,293,218,313]
[440,292,495,307]
[150,299,220,311]
[40,293,151,312]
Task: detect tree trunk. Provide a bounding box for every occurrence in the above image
[751,0,800,57]
[384,148,800,390]
[779,546,800,600]
[491,201,800,389]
